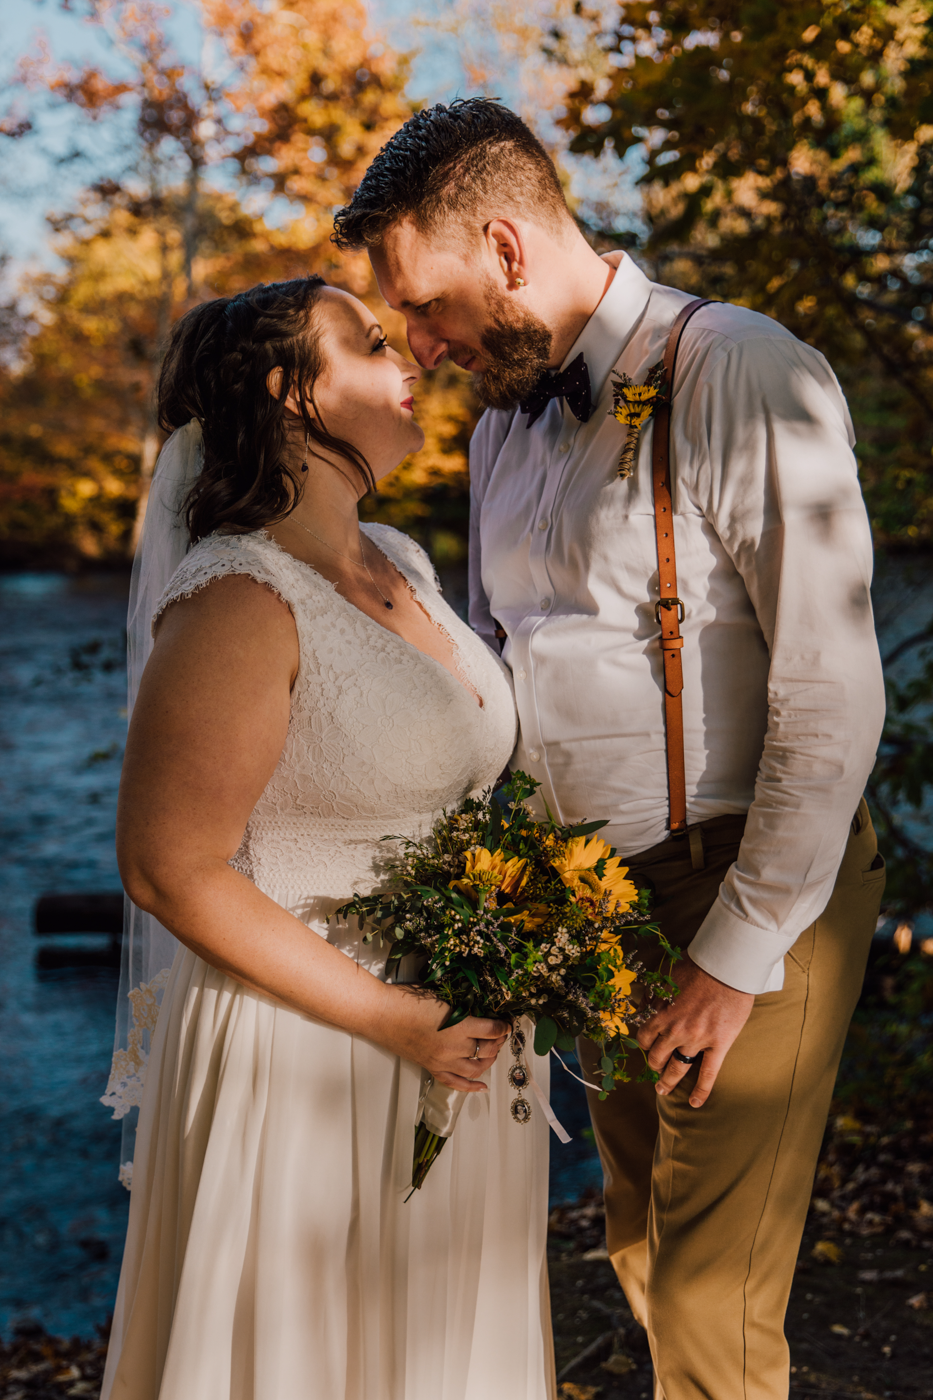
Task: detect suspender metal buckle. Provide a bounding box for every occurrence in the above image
[655,597,685,625]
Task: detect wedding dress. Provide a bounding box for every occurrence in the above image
[101,523,555,1400]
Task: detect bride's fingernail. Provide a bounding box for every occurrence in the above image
[656,1085,668,1095]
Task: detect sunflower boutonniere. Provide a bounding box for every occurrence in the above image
[609,362,667,480]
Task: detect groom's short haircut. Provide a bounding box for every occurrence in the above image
[332,98,573,251]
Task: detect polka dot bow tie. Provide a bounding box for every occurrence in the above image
[519,352,593,429]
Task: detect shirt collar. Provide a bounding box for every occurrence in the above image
[558,252,654,405]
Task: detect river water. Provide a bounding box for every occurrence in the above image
[0,573,131,1339]
[2,555,930,1339]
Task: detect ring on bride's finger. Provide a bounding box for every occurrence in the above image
[671,1048,703,1065]
[470,1040,481,1060]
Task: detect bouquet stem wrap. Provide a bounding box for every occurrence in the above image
[410,1076,467,1192]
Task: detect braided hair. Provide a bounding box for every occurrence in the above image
[158,276,374,543]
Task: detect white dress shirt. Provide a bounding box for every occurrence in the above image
[469,252,885,995]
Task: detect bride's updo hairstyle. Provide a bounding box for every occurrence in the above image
[158,275,375,543]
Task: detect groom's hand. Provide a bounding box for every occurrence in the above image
[636,955,754,1108]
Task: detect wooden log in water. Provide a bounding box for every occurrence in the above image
[34,891,124,971]
[34,891,124,936]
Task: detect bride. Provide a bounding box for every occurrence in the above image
[102,275,554,1400]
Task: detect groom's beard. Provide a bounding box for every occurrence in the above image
[471,281,553,411]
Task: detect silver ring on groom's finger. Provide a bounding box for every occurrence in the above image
[470,1040,481,1060]
[671,1048,703,1065]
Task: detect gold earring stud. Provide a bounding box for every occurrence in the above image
[514,276,525,288]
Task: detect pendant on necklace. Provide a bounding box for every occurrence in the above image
[384,600,393,610]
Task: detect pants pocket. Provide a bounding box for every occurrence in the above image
[862,852,886,885]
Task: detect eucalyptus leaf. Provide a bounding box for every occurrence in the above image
[534,1016,559,1056]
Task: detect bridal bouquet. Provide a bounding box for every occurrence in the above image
[335,773,679,1190]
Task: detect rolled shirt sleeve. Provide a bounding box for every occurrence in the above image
[687,336,885,993]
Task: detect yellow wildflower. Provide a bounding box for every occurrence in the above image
[552,836,637,915]
[612,383,662,430]
[600,957,637,1036]
[506,904,550,931]
[609,364,666,480]
[451,847,528,906]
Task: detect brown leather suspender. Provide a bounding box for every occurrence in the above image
[652,298,714,836]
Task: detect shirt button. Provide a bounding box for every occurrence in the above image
[517,669,527,681]
[538,518,549,531]
[558,442,570,454]
[529,750,540,762]
[540,597,551,610]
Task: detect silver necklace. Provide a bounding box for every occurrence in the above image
[293,519,394,610]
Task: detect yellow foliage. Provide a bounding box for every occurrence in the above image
[0,0,482,566]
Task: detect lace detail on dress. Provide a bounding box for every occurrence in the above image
[151,531,296,634]
[101,967,172,1123]
[142,524,517,905]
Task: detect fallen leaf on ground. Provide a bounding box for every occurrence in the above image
[601,1351,636,1375]
[581,1247,609,1261]
[830,1323,851,1336]
[835,1114,863,1132]
[906,1291,928,1309]
[812,1240,843,1264]
[559,1384,601,1400]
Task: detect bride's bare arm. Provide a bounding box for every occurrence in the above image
[117,573,505,1092]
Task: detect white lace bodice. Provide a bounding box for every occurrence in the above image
[153,525,517,911]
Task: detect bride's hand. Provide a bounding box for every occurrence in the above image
[374,986,509,1092]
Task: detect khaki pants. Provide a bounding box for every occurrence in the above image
[579,799,885,1400]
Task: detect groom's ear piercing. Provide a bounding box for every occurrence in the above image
[514,277,525,288]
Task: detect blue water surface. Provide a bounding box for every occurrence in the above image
[0,572,131,1338]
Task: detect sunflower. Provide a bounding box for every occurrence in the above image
[609,363,666,480]
[551,835,637,915]
[450,847,528,908]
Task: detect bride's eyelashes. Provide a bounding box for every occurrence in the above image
[371,334,388,354]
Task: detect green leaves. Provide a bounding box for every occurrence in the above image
[534,1016,560,1056]
[484,795,503,851]
[567,819,609,837]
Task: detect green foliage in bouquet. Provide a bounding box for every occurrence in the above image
[337,772,680,1093]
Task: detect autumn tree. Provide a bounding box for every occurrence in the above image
[556,1,933,540]
[0,0,484,570]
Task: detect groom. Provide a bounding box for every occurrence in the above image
[334,99,886,1398]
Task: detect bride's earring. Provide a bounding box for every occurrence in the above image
[301,430,309,473]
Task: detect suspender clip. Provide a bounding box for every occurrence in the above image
[655,597,685,625]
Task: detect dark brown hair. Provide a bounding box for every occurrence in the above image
[332,98,572,251]
[158,276,374,543]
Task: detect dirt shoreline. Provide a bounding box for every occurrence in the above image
[2,1219,930,1400]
